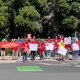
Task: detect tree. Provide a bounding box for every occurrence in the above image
[0,0,9,40]
[14,6,41,37]
[55,0,80,36]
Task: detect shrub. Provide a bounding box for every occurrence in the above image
[5,48,12,56]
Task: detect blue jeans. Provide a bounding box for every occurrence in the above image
[40,53,44,60]
[75,50,79,59]
[46,50,50,58]
[78,50,80,56]
[31,51,35,60]
[72,51,78,60]
[52,50,55,57]
[22,52,27,60]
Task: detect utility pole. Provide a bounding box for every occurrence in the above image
[52,0,58,38]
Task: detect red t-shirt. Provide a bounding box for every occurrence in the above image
[53,43,59,50]
[65,44,68,49]
[76,41,80,49]
[32,39,37,43]
[54,38,59,44]
[22,42,29,52]
[41,41,45,51]
[59,37,64,43]
[46,39,52,43]
[12,46,18,51]
[38,43,44,53]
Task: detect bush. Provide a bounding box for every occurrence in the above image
[5,48,12,56]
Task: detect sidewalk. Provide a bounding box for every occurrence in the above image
[0,54,80,63]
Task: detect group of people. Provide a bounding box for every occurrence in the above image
[0,35,80,62]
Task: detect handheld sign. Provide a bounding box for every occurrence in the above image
[58,47,67,56]
[29,44,38,51]
[46,43,53,50]
[72,43,79,51]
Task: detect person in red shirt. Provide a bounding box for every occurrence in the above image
[52,42,59,57]
[38,40,45,60]
[30,39,37,61]
[41,39,46,57]
[12,39,19,60]
[22,41,29,62]
[32,36,37,43]
[46,36,52,43]
[54,36,59,44]
[53,36,59,57]
[59,35,64,43]
[75,40,80,59]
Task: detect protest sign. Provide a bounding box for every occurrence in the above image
[58,47,67,56]
[72,43,79,51]
[64,37,71,44]
[46,43,53,50]
[29,44,38,51]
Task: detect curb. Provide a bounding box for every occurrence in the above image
[0,59,80,63]
[0,60,16,63]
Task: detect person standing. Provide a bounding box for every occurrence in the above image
[22,40,29,62]
[59,35,64,42]
[1,39,7,60]
[75,39,80,59]
[46,36,52,59]
[32,36,37,43]
[71,41,80,60]
[52,42,59,58]
[54,36,59,57]
[32,36,37,57]
[46,36,52,43]
[54,36,59,44]
[16,37,22,58]
[12,39,18,60]
[38,40,45,60]
[41,39,45,58]
[58,35,64,60]
[30,39,37,61]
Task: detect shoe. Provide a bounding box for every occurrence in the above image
[26,60,28,62]
[23,60,25,62]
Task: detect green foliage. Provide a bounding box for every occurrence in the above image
[55,0,80,36]
[62,16,79,29]
[0,0,80,39]
[19,6,40,21]
[71,2,80,16]
[14,6,41,37]
[5,48,12,56]
[0,0,2,6]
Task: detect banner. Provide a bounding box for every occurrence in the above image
[58,47,67,56]
[46,43,53,50]
[29,43,38,51]
[0,42,20,48]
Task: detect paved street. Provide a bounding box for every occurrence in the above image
[1,61,80,73]
[0,56,80,80]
